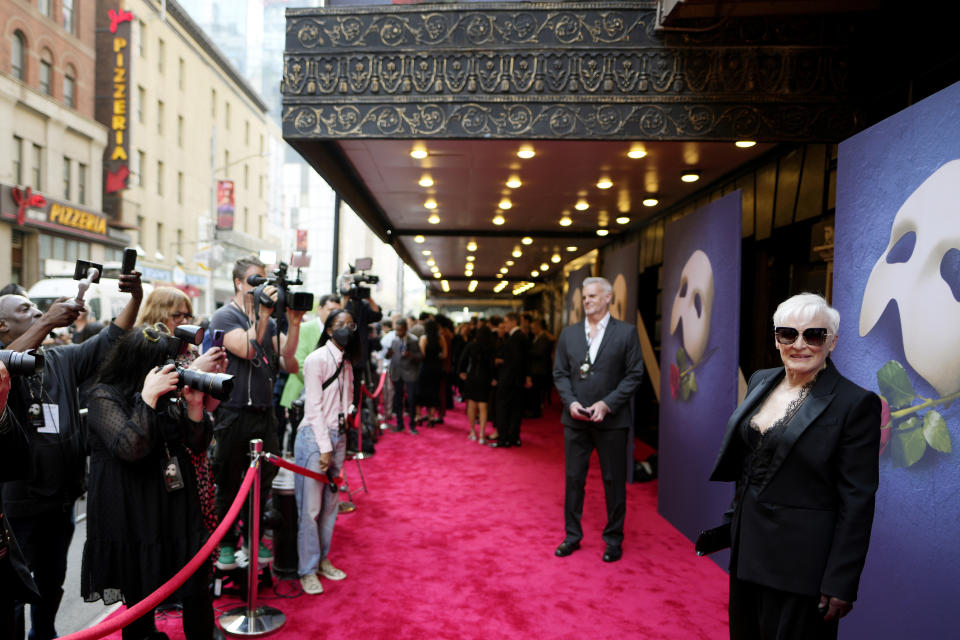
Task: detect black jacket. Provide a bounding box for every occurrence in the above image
[0,408,40,602]
[553,317,645,430]
[496,329,529,390]
[710,359,881,601]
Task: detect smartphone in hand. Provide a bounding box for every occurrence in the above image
[574,405,593,420]
[211,329,224,349]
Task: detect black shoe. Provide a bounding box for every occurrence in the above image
[555,541,580,557]
[489,441,511,448]
[602,545,622,563]
[390,426,403,433]
[409,427,420,435]
[512,440,521,447]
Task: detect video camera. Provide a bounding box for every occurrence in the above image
[163,325,234,401]
[339,257,379,301]
[0,349,44,376]
[246,262,314,320]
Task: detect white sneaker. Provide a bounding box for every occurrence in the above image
[319,558,346,581]
[300,574,323,595]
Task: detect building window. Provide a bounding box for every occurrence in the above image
[243,207,248,233]
[177,229,183,258]
[63,65,76,107]
[63,156,72,200]
[40,50,53,95]
[31,144,42,190]
[137,215,145,248]
[225,102,231,130]
[62,0,75,34]
[157,100,164,135]
[244,164,249,190]
[259,134,264,154]
[157,161,164,196]
[78,163,87,204]
[12,31,26,81]
[138,86,145,123]
[137,150,145,187]
[245,121,250,146]
[137,20,145,57]
[177,115,184,147]
[178,57,185,90]
[157,222,164,255]
[157,38,165,73]
[39,0,51,17]
[177,171,183,205]
[12,136,23,184]
[258,174,264,199]
[259,215,263,239]
[211,89,216,118]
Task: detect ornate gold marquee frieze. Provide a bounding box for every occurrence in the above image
[282,2,860,141]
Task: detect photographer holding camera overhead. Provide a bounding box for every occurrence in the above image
[209,255,306,570]
[338,260,381,437]
[0,263,143,640]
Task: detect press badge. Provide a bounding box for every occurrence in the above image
[34,403,61,434]
[161,456,185,492]
[337,413,346,434]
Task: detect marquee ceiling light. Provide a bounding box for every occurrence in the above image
[496,273,503,279]
[466,255,475,262]
[596,177,613,190]
[468,280,478,292]
[551,253,561,263]
[735,140,757,148]
[492,214,506,225]
[506,260,515,266]
[414,235,425,243]
[418,175,434,187]
[424,198,438,209]
[441,280,450,292]
[466,240,477,252]
[575,199,590,211]
[498,198,513,210]
[512,247,522,258]
[506,176,522,189]
[517,145,535,159]
[566,245,578,252]
[681,170,701,183]
[421,249,432,255]
[531,270,539,277]
[616,216,630,225]
[433,272,441,279]
[426,258,436,266]
[428,214,441,224]
[540,263,549,271]
[559,216,572,227]
[500,267,509,274]
[410,145,428,160]
[627,144,647,159]
[597,229,609,237]
[521,236,533,245]
[642,198,659,207]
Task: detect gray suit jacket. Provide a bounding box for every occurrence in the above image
[553,317,645,429]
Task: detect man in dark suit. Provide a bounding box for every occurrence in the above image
[491,312,530,448]
[553,277,645,562]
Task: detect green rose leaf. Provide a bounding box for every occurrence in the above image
[688,371,698,393]
[680,373,693,401]
[922,410,952,453]
[876,361,916,409]
[676,346,691,370]
[891,417,925,468]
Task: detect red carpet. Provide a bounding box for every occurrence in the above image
[102,401,730,639]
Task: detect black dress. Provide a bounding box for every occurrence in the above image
[81,384,212,609]
[457,342,495,403]
[416,339,443,407]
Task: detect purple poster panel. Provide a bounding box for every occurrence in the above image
[601,238,639,324]
[658,192,741,559]
[564,264,593,326]
[833,80,960,638]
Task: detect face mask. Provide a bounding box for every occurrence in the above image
[332,327,353,347]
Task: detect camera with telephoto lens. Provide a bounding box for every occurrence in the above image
[0,349,44,376]
[162,325,234,401]
[246,262,314,320]
[339,257,379,301]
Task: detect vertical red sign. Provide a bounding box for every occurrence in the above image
[296,229,308,251]
[104,10,134,193]
[216,180,235,231]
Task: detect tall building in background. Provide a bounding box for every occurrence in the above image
[94,0,283,313]
[0,0,122,287]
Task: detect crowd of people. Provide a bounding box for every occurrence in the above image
[0,254,880,640]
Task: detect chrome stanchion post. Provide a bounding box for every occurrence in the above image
[220,439,286,636]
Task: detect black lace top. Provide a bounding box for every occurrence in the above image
[739,381,814,485]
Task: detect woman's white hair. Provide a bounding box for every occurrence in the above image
[773,293,840,335]
[581,277,612,294]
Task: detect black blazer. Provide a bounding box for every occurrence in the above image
[710,359,881,601]
[497,329,529,389]
[553,317,645,430]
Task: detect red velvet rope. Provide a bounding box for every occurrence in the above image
[360,372,387,399]
[61,464,259,640]
[262,452,342,485]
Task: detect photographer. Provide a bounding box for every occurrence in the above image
[0,271,142,640]
[81,324,224,640]
[340,265,381,449]
[209,256,304,570]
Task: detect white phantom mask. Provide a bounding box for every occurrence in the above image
[860,160,960,397]
[670,250,714,365]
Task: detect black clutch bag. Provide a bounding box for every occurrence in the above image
[695,522,731,556]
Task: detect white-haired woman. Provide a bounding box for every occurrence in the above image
[710,293,881,640]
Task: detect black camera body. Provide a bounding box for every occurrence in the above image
[339,259,379,301]
[160,325,234,402]
[0,349,44,376]
[247,262,314,320]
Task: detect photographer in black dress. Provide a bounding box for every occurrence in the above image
[81,324,227,640]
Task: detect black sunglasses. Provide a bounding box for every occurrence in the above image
[774,327,831,347]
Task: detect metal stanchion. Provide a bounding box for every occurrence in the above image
[220,439,286,636]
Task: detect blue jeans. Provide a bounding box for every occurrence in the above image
[294,426,345,577]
